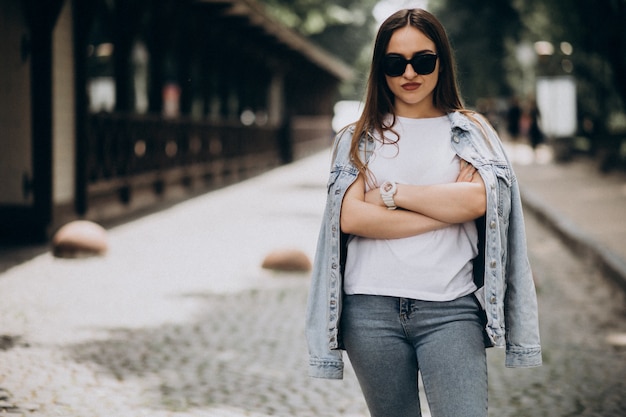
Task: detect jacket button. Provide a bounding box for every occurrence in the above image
[490,296,497,304]
[489,260,496,268]
[453,136,460,143]
[490,220,496,229]
[331,263,338,269]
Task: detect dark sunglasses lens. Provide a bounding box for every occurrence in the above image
[383,56,408,77]
[411,54,438,75]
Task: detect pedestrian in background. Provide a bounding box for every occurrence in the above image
[506,96,522,141]
[306,8,542,417]
[528,100,544,152]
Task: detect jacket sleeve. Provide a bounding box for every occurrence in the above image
[304,130,355,380]
[503,174,543,367]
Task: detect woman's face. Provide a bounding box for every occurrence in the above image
[384,25,441,118]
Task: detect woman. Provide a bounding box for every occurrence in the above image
[305,8,541,417]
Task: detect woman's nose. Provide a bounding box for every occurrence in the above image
[403,63,417,78]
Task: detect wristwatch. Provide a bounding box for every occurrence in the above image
[380,181,397,210]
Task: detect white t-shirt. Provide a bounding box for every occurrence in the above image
[344,115,478,301]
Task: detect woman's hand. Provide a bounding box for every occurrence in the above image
[457,159,478,183]
[340,175,449,239]
[366,159,486,223]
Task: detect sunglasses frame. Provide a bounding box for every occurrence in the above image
[382,53,439,77]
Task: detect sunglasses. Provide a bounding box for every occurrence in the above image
[382,53,438,77]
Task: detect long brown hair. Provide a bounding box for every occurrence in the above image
[349,8,465,176]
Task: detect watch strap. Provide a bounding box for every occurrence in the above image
[380,181,397,210]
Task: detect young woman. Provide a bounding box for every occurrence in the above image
[305,8,541,417]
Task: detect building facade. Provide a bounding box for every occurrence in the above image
[0,0,351,242]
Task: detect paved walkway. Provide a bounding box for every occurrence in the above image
[0,152,372,417]
[506,142,626,289]
[0,141,624,416]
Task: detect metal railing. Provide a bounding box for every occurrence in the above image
[84,113,332,209]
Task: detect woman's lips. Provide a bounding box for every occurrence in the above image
[402,83,420,91]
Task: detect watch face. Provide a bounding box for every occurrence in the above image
[383,182,393,192]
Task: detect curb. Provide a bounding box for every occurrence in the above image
[521,187,626,292]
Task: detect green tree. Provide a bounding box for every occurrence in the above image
[518,0,626,132]
[260,0,380,99]
[430,0,523,106]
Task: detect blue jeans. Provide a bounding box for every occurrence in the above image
[341,293,488,417]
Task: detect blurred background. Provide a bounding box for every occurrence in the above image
[1,3,625,416]
[1,0,625,243]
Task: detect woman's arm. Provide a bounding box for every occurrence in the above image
[365,160,487,223]
[341,174,450,239]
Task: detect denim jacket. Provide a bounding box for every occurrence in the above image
[305,111,542,379]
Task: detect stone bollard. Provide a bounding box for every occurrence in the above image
[52,220,108,258]
[261,248,312,272]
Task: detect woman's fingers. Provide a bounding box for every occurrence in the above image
[457,159,476,182]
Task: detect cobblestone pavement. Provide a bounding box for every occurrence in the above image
[0,278,367,417]
[488,207,626,416]
[507,141,626,287]
[0,153,372,417]
[1,149,626,416]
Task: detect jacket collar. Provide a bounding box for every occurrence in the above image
[447,111,473,132]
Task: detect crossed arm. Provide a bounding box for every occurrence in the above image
[340,160,486,239]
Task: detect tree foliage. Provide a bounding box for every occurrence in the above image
[261,0,626,131]
[431,0,625,132]
[260,0,379,99]
[517,0,626,130]
[261,0,378,62]
[429,0,522,105]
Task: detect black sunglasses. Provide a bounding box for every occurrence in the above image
[382,53,438,77]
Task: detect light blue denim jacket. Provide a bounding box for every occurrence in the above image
[306,111,542,379]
